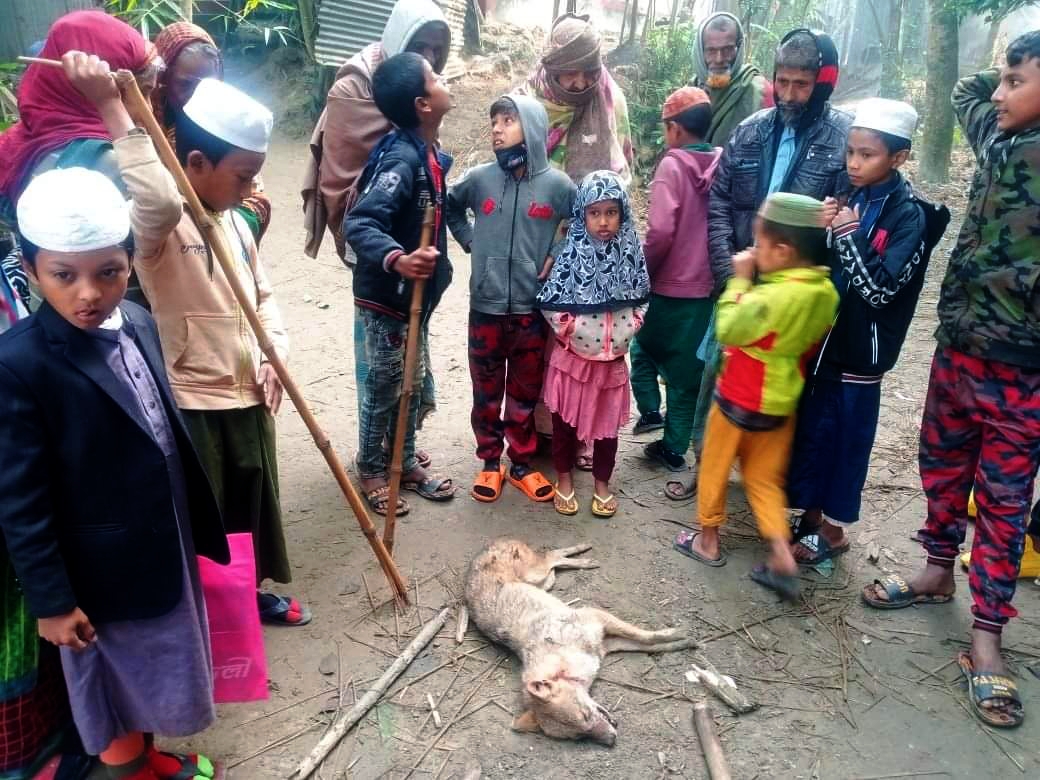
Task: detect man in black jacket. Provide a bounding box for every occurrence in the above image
[666,29,852,502]
[345,52,455,516]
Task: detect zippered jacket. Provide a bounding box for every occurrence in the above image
[936,69,1040,368]
[821,174,949,379]
[446,95,576,315]
[716,266,838,417]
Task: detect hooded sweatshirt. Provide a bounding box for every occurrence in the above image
[302,0,450,259]
[446,95,577,316]
[690,12,773,147]
[644,145,721,298]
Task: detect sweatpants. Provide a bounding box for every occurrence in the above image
[468,310,547,465]
[355,307,426,479]
[697,404,795,541]
[918,347,1040,633]
[630,295,713,454]
[552,413,618,484]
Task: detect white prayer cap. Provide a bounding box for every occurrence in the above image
[17,168,130,253]
[852,98,919,141]
[183,78,273,154]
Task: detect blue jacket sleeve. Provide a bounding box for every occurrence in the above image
[832,205,927,309]
[344,155,415,272]
[0,361,77,618]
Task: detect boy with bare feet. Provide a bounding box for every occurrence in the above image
[861,31,1040,729]
[345,52,455,516]
[674,193,837,599]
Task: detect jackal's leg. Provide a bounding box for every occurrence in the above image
[577,608,678,643]
[604,636,700,654]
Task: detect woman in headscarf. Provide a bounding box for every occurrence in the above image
[0,11,161,223]
[519,13,633,187]
[152,21,272,242]
[0,10,161,308]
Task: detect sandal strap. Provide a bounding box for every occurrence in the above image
[972,674,1022,706]
[876,575,911,601]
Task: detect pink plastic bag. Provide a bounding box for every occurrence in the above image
[198,533,269,703]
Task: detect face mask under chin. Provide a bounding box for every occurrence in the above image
[495,143,528,172]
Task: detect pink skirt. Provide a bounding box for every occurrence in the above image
[542,346,630,442]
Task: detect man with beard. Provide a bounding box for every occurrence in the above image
[690,12,773,146]
[665,29,850,502]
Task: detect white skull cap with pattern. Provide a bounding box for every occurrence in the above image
[17,168,130,253]
[183,78,273,154]
[852,98,918,141]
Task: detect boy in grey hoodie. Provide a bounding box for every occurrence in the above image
[447,95,576,504]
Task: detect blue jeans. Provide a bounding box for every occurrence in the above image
[356,308,428,479]
[354,311,436,428]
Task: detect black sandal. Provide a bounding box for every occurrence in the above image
[750,564,801,602]
[958,652,1024,728]
[861,574,953,610]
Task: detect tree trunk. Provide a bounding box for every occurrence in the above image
[977,19,1000,70]
[628,0,640,45]
[919,0,958,183]
[880,0,905,98]
[553,0,561,23]
[181,0,193,22]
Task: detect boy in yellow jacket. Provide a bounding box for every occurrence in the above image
[674,192,838,599]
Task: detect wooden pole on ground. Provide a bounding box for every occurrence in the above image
[382,205,435,557]
[16,57,411,606]
[290,607,452,779]
[692,700,732,780]
[180,0,193,23]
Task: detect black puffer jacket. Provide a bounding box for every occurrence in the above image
[707,104,852,287]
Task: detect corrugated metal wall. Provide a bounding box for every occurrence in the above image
[315,0,469,79]
[0,0,99,60]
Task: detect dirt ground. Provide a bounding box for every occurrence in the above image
[168,62,1040,779]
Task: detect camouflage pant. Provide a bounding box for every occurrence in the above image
[468,311,547,465]
[918,347,1040,632]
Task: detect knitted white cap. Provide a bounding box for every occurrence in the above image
[853,98,918,141]
[183,78,273,154]
[17,168,129,253]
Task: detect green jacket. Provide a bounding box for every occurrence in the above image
[936,70,1040,368]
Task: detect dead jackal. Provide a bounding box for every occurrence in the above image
[463,539,697,746]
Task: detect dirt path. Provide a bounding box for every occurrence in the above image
[170,67,1040,779]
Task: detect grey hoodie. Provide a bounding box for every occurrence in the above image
[447,95,577,316]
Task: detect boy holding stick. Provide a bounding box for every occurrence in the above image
[65,51,309,627]
[346,52,455,516]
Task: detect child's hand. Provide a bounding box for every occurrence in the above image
[38,607,96,651]
[62,51,120,107]
[396,248,439,280]
[832,204,859,231]
[820,197,840,227]
[732,248,756,280]
[258,362,284,415]
[538,256,555,281]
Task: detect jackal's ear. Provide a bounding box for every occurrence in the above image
[512,709,542,733]
[525,679,555,701]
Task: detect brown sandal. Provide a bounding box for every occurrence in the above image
[364,486,409,517]
[471,466,505,503]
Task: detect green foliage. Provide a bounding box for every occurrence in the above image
[0,62,23,132]
[107,0,185,39]
[629,23,698,172]
[945,0,1037,21]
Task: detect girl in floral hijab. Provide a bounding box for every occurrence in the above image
[538,171,649,518]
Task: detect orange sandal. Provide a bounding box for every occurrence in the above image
[508,469,556,502]
[471,465,506,503]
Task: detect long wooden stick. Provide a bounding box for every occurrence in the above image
[692,701,732,780]
[17,56,410,603]
[383,205,435,556]
[290,607,451,779]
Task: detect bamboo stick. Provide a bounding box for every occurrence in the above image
[383,205,435,556]
[16,56,411,603]
[692,700,732,780]
[290,607,451,779]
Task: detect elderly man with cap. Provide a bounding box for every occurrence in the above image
[302,0,450,471]
[786,97,950,565]
[631,86,721,474]
[663,29,851,501]
[690,11,774,147]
